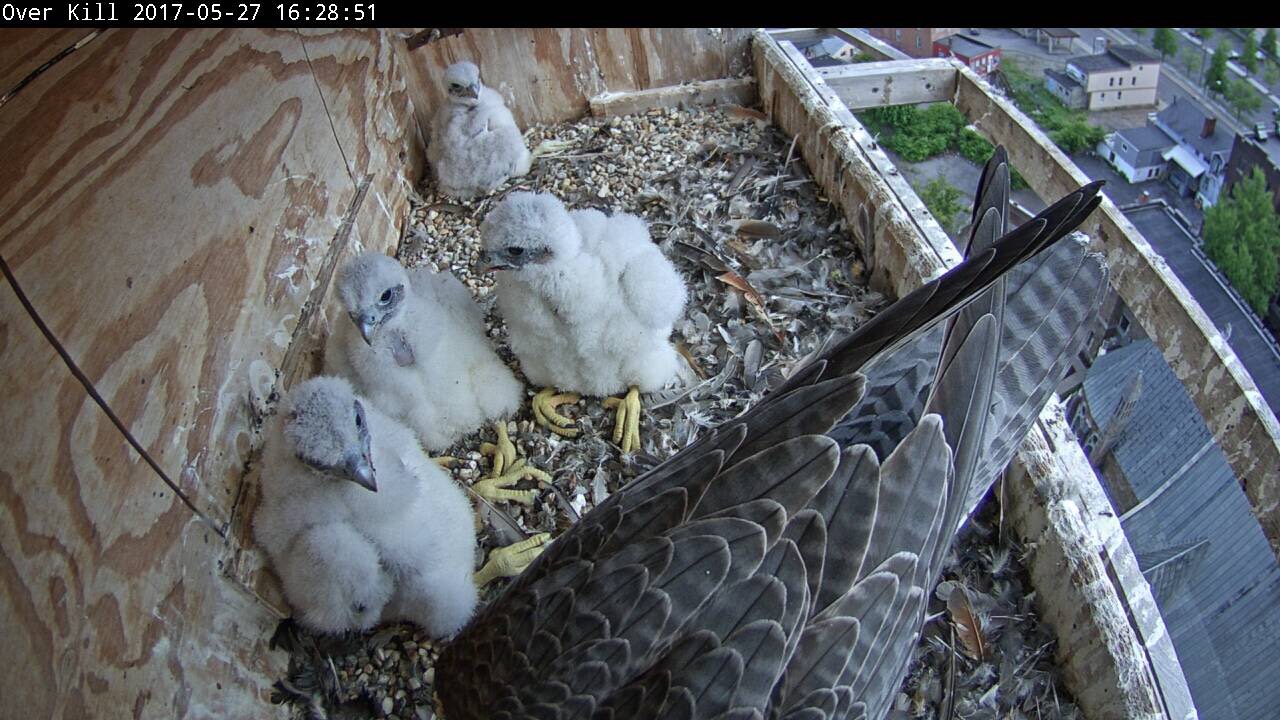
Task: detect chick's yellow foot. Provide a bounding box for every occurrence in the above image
[603,386,642,454]
[433,456,460,469]
[471,458,552,506]
[532,388,580,438]
[478,421,518,476]
[474,533,551,587]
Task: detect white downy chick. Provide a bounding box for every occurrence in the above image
[480,192,688,450]
[254,376,479,637]
[326,251,523,454]
[427,61,531,199]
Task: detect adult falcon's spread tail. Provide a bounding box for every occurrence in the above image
[435,147,1108,720]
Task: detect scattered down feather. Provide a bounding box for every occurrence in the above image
[434,148,1107,719]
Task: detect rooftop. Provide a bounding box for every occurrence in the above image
[1115,125,1174,152]
[1108,45,1158,66]
[1155,97,1236,158]
[1043,67,1082,90]
[936,34,998,58]
[1067,52,1129,74]
[1040,28,1079,38]
[1067,45,1160,74]
[1083,338,1280,719]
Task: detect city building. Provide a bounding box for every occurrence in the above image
[1150,97,1235,207]
[1223,134,1280,212]
[1048,45,1160,110]
[865,28,959,58]
[1096,125,1174,183]
[933,34,1001,77]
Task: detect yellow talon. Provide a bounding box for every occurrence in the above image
[472,463,539,506]
[605,386,642,453]
[474,533,552,586]
[532,388,580,438]
[434,456,460,469]
[479,421,518,476]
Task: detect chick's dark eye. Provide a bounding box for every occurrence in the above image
[379,289,392,304]
[507,246,524,257]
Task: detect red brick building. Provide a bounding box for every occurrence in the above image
[866,28,960,58]
[933,34,1002,77]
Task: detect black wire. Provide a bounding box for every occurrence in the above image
[0,253,226,539]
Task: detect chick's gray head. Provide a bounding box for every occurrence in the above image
[280,377,376,492]
[336,252,410,345]
[444,61,482,106]
[480,191,579,274]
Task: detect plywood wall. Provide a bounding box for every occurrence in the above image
[399,28,753,131]
[0,28,423,718]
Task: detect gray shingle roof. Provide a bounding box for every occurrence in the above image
[1067,44,1159,75]
[1043,68,1082,90]
[1067,53,1128,73]
[937,34,997,58]
[1155,98,1235,159]
[1084,338,1280,719]
[1109,44,1158,66]
[1116,125,1173,152]
[1084,340,1212,492]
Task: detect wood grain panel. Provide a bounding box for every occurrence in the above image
[0,29,362,523]
[0,29,96,97]
[0,284,287,719]
[0,27,423,717]
[401,28,753,129]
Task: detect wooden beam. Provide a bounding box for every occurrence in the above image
[818,58,958,109]
[953,64,1280,559]
[588,77,757,118]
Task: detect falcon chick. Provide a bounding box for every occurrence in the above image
[327,251,547,504]
[480,191,689,453]
[253,376,542,638]
[428,61,532,199]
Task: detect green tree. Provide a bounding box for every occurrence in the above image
[1206,42,1230,94]
[1242,33,1259,73]
[1197,28,1214,42]
[1265,60,1280,85]
[917,177,965,234]
[1263,27,1277,57]
[1183,46,1205,77]
[1152,28,1178,60]
[1224,79,1263,119]
[1133,28,1149,40]
[1051,121,1107,154]
[1203,168,1280,314]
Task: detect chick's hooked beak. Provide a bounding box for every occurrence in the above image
[345,452,376,492]
[355,314,377,345]
[480,250,510,273]
[465,83,479,99]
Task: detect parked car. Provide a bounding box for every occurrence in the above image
[1256,122,1271,142]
